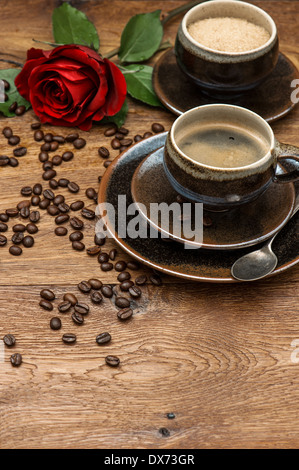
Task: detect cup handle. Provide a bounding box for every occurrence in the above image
[274,153,299,184]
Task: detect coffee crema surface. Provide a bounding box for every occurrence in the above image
[177,123,268,169]
[188,17,270,53]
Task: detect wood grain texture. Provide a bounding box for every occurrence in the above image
[0,0,298,449]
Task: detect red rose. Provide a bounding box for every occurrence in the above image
[15,45,127,131]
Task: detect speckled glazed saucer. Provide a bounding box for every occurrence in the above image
[98,133,299,283]
[131,147,296,250]
[153,49,299,122]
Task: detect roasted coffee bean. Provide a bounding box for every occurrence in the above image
[72,312,84,325]
[9,245,22,256]
[118,146,127,153]
[31,195,40,206]
[41,142,51,152]
[96,332,111,345]
[10,353,22,367]
[135,275,147,285]
[90,291,103,304]
[129,286,142,298]
[49,179,59,190]
[39,198,50,210]
[117,271,131,282]
[20,206,30,219]
[43,189,55,200]
[149,274,162,286]
[73,138,86,149]
[33,183,43,195]
[85,187,97,199]
[86,245,101,256]
[2,126,13,138]
[115,260,127,272]
[52,155,62,166]
[63,293,78,306]
[120,280,134,291]
[8,157,19,167]
[17,200,31,211]
[39,299,53,310]
[98,146,110,158]
[40,289,55,301]
[31,122,41,130]
[3,79,10,91]
[0,213,9,222]
[134,134,143,142]
[52,135,65,144]
[50,317,61,331]
[115,297,130,308]
[65,132,79,142]
[101,285,113,298]
[62,333,76,344]
[81,208,95,219]
[21,186,32,197]
[34,130,44,141]
[29,210,40,223]
[152,123,165,133]
[117,308,133,321]
[78,281,91,293]
[127,261,140,270]
[0,235,7,246]
[9,101,18,113]
[143,131,153,138]
[70,217,84,230]
[118,127,129,136]
[62,151,74,162]
[109,248,117,260]
[119,138,133,147]
[15,105,26,116]
[57,202,70,213]
[26,223,38,234]
[111,137,121,149]
[43,169,57,181]
[55,214,69,225]
[43,161,53,170]
[88,279,103,290]
[53,195,64,206]
[68,182,80,193]
[6,208,19,217]
[115,132,125,140]
[103,159,112,168]
[69,231,83,242]
[0,222,8,232]
[23,235,34,248]
[104,127,117,137]
[13,224,26,233]
[58,301,72,313]
[58,178,69,187]
[101,262,113,272]
[50,141,59,152]
[98,252,109,263]
[8,135,20,146]
[0,155,9,166]
[72,241,85,251]
[55,226,68,236]
[74,303,89,315]
[44,133,53,143]
[39,151,49,163]
[11,232,24,244]
[105,355,120,367]
[3,334,16,347]
[94,232,106,246]
[70,200,84,211]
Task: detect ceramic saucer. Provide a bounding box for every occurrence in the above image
[98,133,299,283]
[131,147,296,250]
[153,49,299,122]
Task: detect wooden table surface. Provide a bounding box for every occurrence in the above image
[0,0,298,449]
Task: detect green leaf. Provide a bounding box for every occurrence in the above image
[0,69,31,117]
[52,2,100,51]
[121,65,162,107]
[119,10,163,64]
[100,100,129,128]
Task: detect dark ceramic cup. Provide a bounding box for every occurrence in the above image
[175,0,279,97]
[164,104,299,211]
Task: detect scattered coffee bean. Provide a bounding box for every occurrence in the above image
[20,206,30,219]
[47,205,60,216]
[11,232,24,244]
[134,134,143,142]
[111,138,121,149]
[101,285,113,298]
[43,169,57,181]
[29,211,40,223]
[55,226,68,236]
[70,200,84,211]
[98,146,110,158]
[0,222,8,232]
[26,223,38,234]
[43,161,53,170]
[53,195,64,206]
[135,275,147,285]
[129,286,142,298]
[63,293,78,305]
[78,281,91,293]
[120,280,134,291]
[57,202,70,213]
[52,135,65,144]
[43,133,53,143]
[40,289,55,301]
[115,261,127,272]
[88,279,103,290]
[39,198,50,210]
[39,299,53,311]
[0,155,9,167]
[115,297,130,308]
[149,274,162,286]
[9,157,19,167]
[50,317,62,330]
[31,195,41,206]
[72,240,85,251]
[65,132,79,142]
[72,311,84,325]
[68,182,80,193]
[50,141,59,152]
[62,151,74,162]
[40,142,51,152]
[117,271,131,282]
[0,213,9,222]
[14,147,27,157]
[74,303,89,315]
[94,233,106,246]
[109,248,117,260]
[103,159,112,168]
[9,101,18,113]
[55,214,69,225]
[15,105,26,116]
[104,127,117,137]
[0,235,7,246]
[69,231,83,242]
[101,262,113,272]
[6,208,19,217]
[10,353,22,367]
[96,332,111,345]
[105,355,120,367]
[62,333,76,344]
[115,132,125,140]
[98,252,109,264]
[119,138,133,147]
[13,224,26,233]
[2,126,13,138]
[70,217,84,230]
[152,123,165,133]
[127,261,140,270]
[3,334,16,347]
[9,245,22,256]
[90,291,103,304]
[81,208,95,219]
[39,151,49,163]
[49,179,59,190]
[58,178,69,188]
[31,122,41,130]
[52,155,62,166]
[21,186,32,197]
[73,138,86,149]
[143,132,153,138]
[58,301,72,313]
[86,245,101,256]
[85,188,97,200]
[8,135,20,146]
[34,130,44,141]
[117,308,133,321]
[17,200,31,211]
